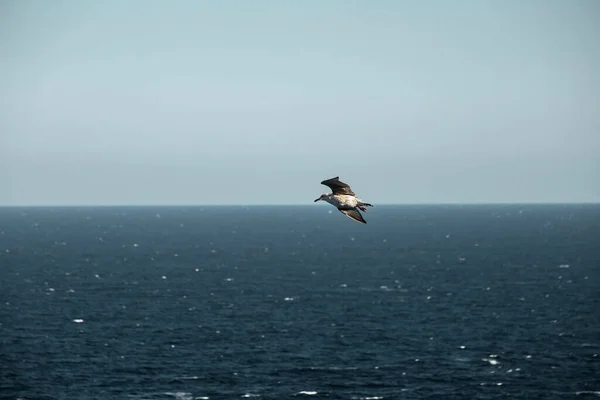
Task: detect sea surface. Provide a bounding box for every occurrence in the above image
[1,205,599,400]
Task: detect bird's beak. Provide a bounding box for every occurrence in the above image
[314,197,321,202]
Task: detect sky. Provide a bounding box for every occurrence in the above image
[1,0,599,205]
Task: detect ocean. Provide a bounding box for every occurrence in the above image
[1,204,599,399]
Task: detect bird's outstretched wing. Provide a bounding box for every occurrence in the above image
[321,176,356,196]
[339,209,366,224]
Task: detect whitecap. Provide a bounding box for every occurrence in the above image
[483,358,500,366]
[165,392,193,400]
[351,397,384,400]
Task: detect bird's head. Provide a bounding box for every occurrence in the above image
[314,193,328,202]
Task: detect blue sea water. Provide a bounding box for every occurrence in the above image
[1,204,599,400]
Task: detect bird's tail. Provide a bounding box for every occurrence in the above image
[358,202,373,212]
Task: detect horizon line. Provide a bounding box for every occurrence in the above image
[0,201,599,208]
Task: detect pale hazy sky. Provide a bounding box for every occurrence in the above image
[1,0,598,205]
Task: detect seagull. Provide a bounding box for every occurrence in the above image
[314,176,373,224]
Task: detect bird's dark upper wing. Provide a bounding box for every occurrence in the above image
[321,176,355,196]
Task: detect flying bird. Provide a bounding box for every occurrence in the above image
[314,176,373,224]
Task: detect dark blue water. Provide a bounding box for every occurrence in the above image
[1,205,599,399]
